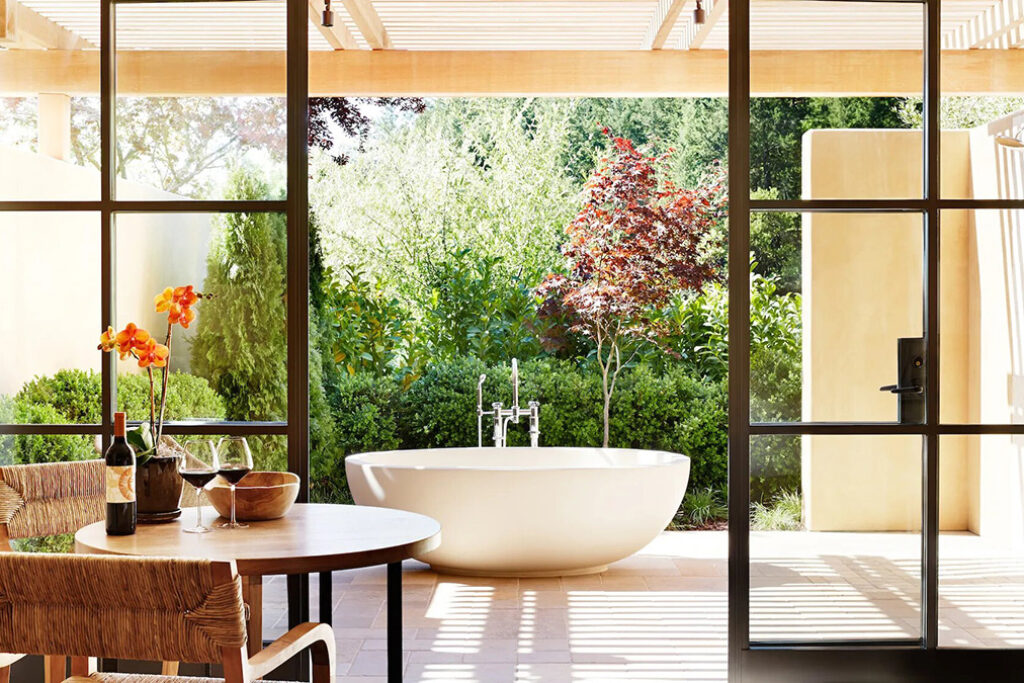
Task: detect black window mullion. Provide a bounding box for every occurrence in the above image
[728,0,752,668]
[100,0,116,454]
[922,0,942,650]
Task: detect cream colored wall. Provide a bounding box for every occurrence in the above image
[0,145,212,397]
[961,112,1024,545]
[801,129,971,531]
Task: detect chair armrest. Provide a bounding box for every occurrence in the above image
[246,622,336,682]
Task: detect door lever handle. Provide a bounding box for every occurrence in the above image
[880,384,923,395]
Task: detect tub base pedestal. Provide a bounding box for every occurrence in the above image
[428,564,608,578]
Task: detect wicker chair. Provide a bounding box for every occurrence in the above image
[0,459,106,683]
[0,552,335,683]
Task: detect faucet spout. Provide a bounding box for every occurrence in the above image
[475,359,541,448]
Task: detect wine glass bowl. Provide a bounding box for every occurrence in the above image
[179,439,219,534]
[216,436,254,529]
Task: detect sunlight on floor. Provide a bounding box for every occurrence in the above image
[260,530,1024,682]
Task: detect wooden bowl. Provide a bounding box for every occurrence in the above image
[207,471,300,521]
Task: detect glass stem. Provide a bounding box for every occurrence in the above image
[196,488,204,528]
[230,484,237,526]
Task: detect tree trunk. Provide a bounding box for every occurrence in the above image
[601,362,612,448]
[602,390,611,448]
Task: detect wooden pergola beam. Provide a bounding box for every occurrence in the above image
[308,0,359,49]
[341,0,391,49]
[2,49,1024,97]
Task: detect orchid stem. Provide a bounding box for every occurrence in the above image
[156,322,172,447]
[147,366,156,437]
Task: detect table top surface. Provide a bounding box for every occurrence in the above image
[74,503,442,575]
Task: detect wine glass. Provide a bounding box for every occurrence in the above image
[179,439,219,534]
[216,436,253,529]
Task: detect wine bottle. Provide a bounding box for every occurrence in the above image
[105,412,137,536]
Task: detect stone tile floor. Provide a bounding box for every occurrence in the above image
[261,530,1024,682]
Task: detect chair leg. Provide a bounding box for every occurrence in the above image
[243,575,264,657]
[0,665,9,683]
[160,661,180,675]
[43,655,65,683]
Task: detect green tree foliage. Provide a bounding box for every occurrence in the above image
[191,169,288,422]
[310,98,579,306]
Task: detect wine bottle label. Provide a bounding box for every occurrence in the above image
[106,465,136,504]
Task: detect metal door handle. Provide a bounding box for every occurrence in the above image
[879,384,923,395]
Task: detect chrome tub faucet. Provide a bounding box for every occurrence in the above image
[477,359,540,448]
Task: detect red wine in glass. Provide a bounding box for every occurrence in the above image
[216,437,254,529]
[180,470,218,488]
[180,439,219,534]
[217,466,251,485]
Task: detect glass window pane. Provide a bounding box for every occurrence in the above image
[751,435,923,643]
[941,3,1024,200]
[0,0,100,200]
[940,209,1024,425]
[114,210,287,423]
[749,1,923,201]
[750,212,924,423]
[114,1,286,200]
[940,435,1024,648]
[0,213,101,424]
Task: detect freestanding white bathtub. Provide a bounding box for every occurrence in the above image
[345,447,690,577]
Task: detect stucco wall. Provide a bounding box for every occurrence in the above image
[961,112,1024,545]
[801,129,972,531]
[0,145,213,397]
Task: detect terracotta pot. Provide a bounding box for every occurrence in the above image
[136,451,183,524]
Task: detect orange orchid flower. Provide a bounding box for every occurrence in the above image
[154,287,175,314]
[114,323,151,360]
[155,285,201,328]
[98,326,117,353]
[136,337,170,369]
[167,303,197,329]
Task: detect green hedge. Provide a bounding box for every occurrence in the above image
[319,358,733,505]
[4,369,225,467]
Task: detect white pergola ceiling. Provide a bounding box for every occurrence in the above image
[8,0,1022,52]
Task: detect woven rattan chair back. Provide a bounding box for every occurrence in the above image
[0,553,247,664]
[0,459,105,544]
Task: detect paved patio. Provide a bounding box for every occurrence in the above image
[262,530,1024,682]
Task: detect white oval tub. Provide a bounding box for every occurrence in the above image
[345,447,690,577]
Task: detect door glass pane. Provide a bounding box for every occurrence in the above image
[750,435,923,643]
[939,435,1024,648]
[940,2,1024,200]
[750,212,924,424]
[749,0,923,201]
[940,209,1024,425]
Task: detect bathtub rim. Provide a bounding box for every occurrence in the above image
[345,446,691,472]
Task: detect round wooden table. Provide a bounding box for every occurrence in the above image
[75,503,441,682]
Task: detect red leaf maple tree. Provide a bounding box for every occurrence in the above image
[537,130,726,447]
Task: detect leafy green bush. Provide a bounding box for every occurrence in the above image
[9,401,95,464]
[314,358,730,510]
[7,369,226,468]
[674,486,728,530]
[118,372,226,422]
[311,372,404,504]
[751,491,803,531]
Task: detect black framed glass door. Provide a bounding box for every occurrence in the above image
[728,0,1024,680]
